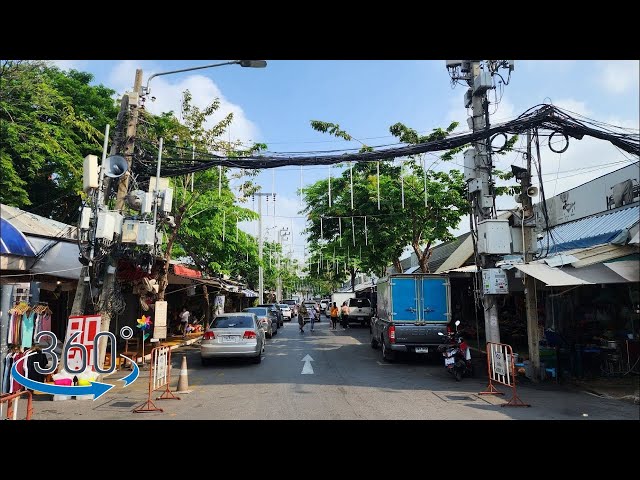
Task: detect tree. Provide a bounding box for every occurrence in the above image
[136,90,266,301]
[303,120,517,274]
[0,60,118,221]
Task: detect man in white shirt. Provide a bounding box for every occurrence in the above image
[180,307,190,338]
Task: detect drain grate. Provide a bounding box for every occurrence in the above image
[110,401,138,408]
[446,395,472,401]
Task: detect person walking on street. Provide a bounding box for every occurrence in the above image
[309,306,316,331]
[180,306,190,338]
[298,303,308,333]
[341,301,350,329]
[330,303,339,330]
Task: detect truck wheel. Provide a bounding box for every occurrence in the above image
[371,335,379,349]
[382,340,395,362]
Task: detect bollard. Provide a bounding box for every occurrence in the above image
[175,355,191,393]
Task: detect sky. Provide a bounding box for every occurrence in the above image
[53,60,640,263]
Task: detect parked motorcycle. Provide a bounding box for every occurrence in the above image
[437,320,473,381]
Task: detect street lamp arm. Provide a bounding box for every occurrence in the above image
[145,61,241,93]
[144,60,267,94]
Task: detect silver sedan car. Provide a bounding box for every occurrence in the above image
[201,313,265,365]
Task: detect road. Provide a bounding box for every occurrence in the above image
[28,316,639,420]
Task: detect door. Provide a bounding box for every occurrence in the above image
[420,276,449,322]
[390,277,418,322]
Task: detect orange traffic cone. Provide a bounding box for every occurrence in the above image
[175,355,191,394]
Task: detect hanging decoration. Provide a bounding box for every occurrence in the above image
[350,161,354,210]
[364,216,368,246]
[222,211,226,241]
[218,165,222,197]
[299,166,303,207]
[376,161,381,210]
[351,216,355,246]
[236,217,239,242]
[320,216,324,240]
[339,217,342,247]
[423,156,428,208]
[328,165,332,207]
[400,159,405,209]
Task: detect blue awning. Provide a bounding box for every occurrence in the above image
[0,217,37,257]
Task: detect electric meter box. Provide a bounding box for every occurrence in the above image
[477,219,511,254]
[161,187,173,213]
[482,268,509,295]
[136,222,155,246]
[109,211,124,236]
[141,192,153,214]
[121,220,139,243]
[96,211,115,241]
[148,177,170,194]
[464,148,476,181]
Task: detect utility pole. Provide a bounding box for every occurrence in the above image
[522,129,541,380]
[276,227,290,302]
[446,60,514,345]
[254,192,274,304]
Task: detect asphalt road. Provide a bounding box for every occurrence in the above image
[27,316,640,420]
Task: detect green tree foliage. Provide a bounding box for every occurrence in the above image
[136,90,268,298]
[0,60,118,221]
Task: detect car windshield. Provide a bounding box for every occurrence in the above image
[244,307,268,316]
[278,304,289,309]
[212,316,254,328]
[348,298,370,308]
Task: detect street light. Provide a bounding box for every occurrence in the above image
[143,60,267,96]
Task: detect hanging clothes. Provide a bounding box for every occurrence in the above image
[10,352,25,394]
[40,313,52,333]
[21,311,35,349]
[2,353,14,394]
[26,351,48,384]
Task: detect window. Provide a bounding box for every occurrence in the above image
[348,298,370,308]
[212,316,254,328]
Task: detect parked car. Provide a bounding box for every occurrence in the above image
[243,307,278,338]
[257,303,284,327]
[282,299,299,316]
[278,303,293,320]
[320,299,331,315]
[201,312,265,365]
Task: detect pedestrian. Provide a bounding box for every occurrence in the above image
[341,301,350,328]
[330,302,339,330]
[298,303,308,333]
[179,306,190,338]
[309,306,316,331]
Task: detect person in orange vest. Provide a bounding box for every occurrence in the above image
[330,303,339,330]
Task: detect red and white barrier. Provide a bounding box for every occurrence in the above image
[479,342,529,407]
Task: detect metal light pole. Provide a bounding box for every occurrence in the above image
[254,192,274,304]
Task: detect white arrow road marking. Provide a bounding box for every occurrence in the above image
[301,354,314,374]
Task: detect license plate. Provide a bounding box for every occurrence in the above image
[445,357,455,365]
[222,336,238,343]
[415,347,429,353]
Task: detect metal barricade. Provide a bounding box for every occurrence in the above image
[133,345,180,413]
[0,390,34,420]
[479,342,530,407]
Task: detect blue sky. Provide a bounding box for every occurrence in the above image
[54,60,639,261]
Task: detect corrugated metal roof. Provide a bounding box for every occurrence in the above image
[540,204,639,253]
[435,235,474,273]
[1,204,77,240]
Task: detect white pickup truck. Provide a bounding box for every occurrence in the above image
[342,297,373,327]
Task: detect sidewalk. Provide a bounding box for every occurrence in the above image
[111,333,202,369]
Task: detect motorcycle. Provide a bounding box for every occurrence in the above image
[437,320,473,381]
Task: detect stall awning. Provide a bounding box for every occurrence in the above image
[514,262,635,286]
[603,260,640,282]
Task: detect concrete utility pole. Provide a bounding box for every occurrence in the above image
[446,60,514,345]
[276,227,290,302]
[254,192,274,304]
[523,129,541,380]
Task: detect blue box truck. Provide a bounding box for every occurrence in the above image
[371,273,451,362]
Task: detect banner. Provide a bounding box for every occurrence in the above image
[153,301,167,340]
[65,315,101,372]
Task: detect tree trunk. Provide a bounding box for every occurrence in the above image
[413,240,432,273]
[392,257,403,273]
[202,284,210,327]
[157,206,186,301]
[350,266,356,292]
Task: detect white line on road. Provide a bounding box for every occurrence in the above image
[301,354,314,374]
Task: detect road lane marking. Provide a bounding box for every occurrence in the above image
[301,354,314,374]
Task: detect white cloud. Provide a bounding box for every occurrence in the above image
[553,98,592,117]
[51,60,88,71]
[107,60,259,145]
[597,60,640,95]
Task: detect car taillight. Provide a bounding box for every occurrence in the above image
[389,325,396,344]
[243,331,256,339]
[204,331,215,340]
